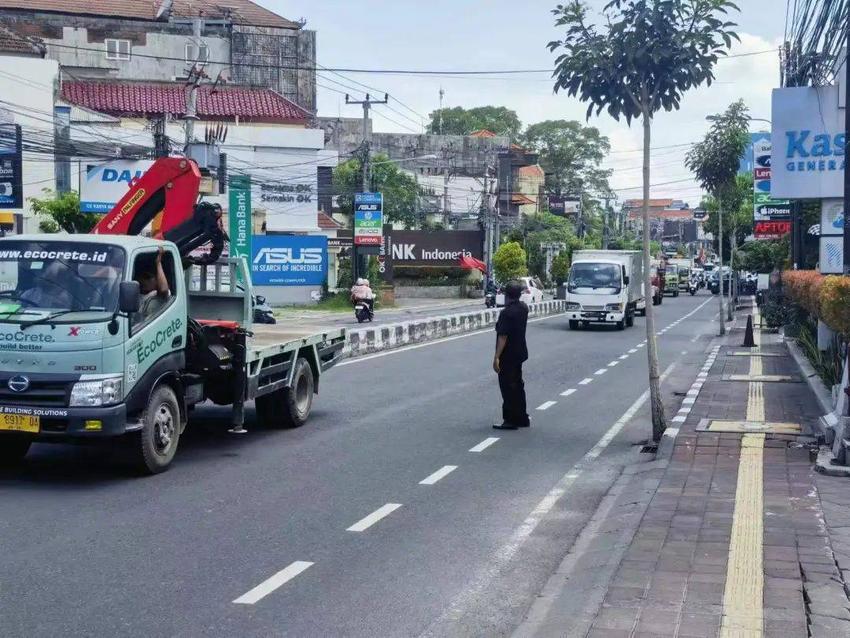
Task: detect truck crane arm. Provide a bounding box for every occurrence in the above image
[92,157,228,265]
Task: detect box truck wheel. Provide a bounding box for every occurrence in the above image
[134,384,181,474]
[0,436,31,466]
[626,310,634,327]
[616,318,625,330]
[673,290,679,297]
[256,357,314,428]
[569,320,579,330]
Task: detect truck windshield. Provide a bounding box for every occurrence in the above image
[568,263,621,291]
[0,241,125,316]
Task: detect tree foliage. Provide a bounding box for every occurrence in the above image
[28,190,95,234]
[493,241,528,282]
[551,251,571,285]
[425,106,521,138]
[698,172,754,256]
[740,237,789,273]
[520,119,612,197]
[686,100,751,200]
[549,0,739,123]
[334,154,419,228]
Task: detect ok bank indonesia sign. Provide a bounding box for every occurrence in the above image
[771,85,846,199]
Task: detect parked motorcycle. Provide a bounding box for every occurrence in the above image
[253,294,276,324]
[354,299,374,323]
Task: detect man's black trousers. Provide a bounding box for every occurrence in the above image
[498,362,529,427]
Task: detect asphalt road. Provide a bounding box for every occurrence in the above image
[0,291,723,638]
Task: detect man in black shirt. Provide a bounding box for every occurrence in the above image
[493,281,529,430]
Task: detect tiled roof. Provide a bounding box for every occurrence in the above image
[318,211,342,230]
[469,129,497,138]
[0,1,299,29]
[61,81,309,123]
[511,193,536,206]
[0,24,44,56]
[518,165,544,178]
[628,209,694,220]
[623,198,675,209]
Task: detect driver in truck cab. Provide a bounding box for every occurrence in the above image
[134,247,171,322]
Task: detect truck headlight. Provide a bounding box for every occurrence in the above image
[70,376,123,407]
[565,302,581,310]
[605,303,624,312]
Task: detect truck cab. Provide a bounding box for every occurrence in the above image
[565,250,643,331]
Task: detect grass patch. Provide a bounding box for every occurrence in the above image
[275,293,395,315]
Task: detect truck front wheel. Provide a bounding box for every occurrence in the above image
[568,320,579,330]
[256,357,314,429]
[626,310,634,327]
[0,436,31,466]
[134,385,181,474]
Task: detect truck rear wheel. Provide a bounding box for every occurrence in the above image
[626,311,634,327]
[568,320,579,330]
[134,385,181,474]
[256,357,314,429]
[0,436,31,466]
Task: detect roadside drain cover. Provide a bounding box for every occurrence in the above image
[698,420,802,434]
[722,374,800,382]
[726,352,782,357]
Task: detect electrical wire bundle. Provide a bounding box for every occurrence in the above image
[783,0,849,87]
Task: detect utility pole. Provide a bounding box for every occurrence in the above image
[438,88,444,136]
[345,93,388,281]
[602,194,613,249]
[184,17,203,149]
[843,33,850,274]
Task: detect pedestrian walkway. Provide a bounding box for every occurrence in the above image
[520,299,850,638]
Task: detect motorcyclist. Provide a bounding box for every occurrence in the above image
[485,277,498,296]
[350,278,375,313]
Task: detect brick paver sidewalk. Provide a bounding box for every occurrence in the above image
[583,302,850,638]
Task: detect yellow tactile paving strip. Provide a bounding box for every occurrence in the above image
[747,354,765,422]
[720,433,765,638]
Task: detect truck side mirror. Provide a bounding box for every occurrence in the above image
[623,275,630,285]
[256,295,266,305]
[119,281,141,314]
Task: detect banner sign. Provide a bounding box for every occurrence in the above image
[693,208,707,220]
[383,230,484,268]
[771,86,846,199]
[0,124,22,210]
[80,159,154,213]
[354,192,383,245]
[820,199,844,274]
[228,175,252,269]
[753,139,791,240]
[549,196,580,217]
[250,235,327,286]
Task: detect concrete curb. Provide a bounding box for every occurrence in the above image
[345,300,567,358]
[783,331,834,422]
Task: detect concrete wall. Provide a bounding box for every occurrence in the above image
[256,285,321,305]
[394,285,463,299]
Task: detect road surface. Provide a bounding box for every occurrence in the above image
[1,292,721,637]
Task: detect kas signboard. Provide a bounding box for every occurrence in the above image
[354,192,383,246]
[251,235,327,286]
[752,139,791,240]
[771,86,846,199]
[81,160,155,213]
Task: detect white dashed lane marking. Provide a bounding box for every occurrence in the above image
[233,561,314,605]
[347,503,403,532]
[419,465,457,485]
[537,401,557,411]
[469,437,499,453]
[560,388,577,397]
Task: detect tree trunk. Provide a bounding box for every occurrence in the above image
[642,112,666,442]
[717,200,726,336]
[727,222,735,321]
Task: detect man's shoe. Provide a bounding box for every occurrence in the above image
[493,422,519,430]
[517,422,531,428]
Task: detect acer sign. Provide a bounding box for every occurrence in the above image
[250,235,327,286]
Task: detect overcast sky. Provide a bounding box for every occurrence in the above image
[258,0,787,204]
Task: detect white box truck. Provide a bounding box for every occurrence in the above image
[565,250,645,330]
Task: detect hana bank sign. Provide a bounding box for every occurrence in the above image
[771,86,846,199]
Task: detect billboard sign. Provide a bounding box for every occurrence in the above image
[549,196,580,217]
[228,175,252,268]
[819,199,844,274]
[753,139,791,239]
[771,86,846,199]
[384,230,484,268]
[80,159,155,213]
[693,208,707,220]
[250,235,327,286]
[0,124,22,210]
[354,192,383,246]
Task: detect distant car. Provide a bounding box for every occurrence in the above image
[496,276,545,306]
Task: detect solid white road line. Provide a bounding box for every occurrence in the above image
[560,388,577,397]
[347,503,403,532]
[537,400,557,411]
[233,561,314,605]
[419,465,458,485]
[425,363,678,630]
[579,377,593,385]
[469,437,499,453]
[594,368,607,376]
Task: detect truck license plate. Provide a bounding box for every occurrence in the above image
[0,414,39,433]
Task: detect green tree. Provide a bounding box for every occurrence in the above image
[521,120,612,197]
[740,237,789,273]
[426,106,522,138]
[334,154,419,228]
[28,190,95,234]
[493,241,528,282]
[686,100,751,330]
[549,0,740,441]
[551,251,571,285]
[699,173,754,258]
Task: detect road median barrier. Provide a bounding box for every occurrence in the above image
[346,300,566,357]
